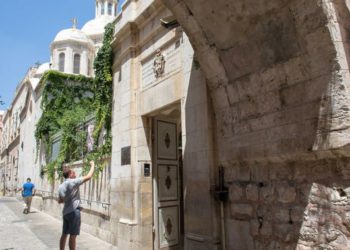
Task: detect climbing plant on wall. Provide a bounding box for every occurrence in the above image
[35,71,94,180]
[85,22,115,173]
[35,23,115,181]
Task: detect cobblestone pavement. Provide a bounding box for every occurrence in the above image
[0,197,117,250]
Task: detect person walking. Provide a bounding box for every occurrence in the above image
[58,160,95,250]
[17,177,36,214]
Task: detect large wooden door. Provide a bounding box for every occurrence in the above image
[153,118,182,250]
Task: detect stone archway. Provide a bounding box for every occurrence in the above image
[163,0,350,160]
[162,0,350,249]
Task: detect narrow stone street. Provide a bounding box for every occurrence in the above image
[0,197,117,250]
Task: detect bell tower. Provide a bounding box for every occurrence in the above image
[95,0,118,18]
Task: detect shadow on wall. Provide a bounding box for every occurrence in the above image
[224,158,350,250]
[162,0,350,249]
[182,58,220,249]
[180,46,350,250]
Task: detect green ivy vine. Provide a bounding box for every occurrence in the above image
[85,22,114,174]
[35,23,114,181]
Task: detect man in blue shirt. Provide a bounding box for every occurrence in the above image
[17,177,36,214]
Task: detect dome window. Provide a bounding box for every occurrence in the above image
[59,53,65,72]
[73,54,81,74]
[108,3,113,15]
[101,2,105,15]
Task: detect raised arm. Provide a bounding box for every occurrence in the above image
[58,186,65,204]
[58,196,64,204]
[82,161,95,184]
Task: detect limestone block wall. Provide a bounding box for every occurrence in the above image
[111,48,136,249]
[225,158,350,250]
[19,94,48,195]
[18,92,38,187]
[162,0,350,249]
[163,0,350,158]
[2,83,29,195]
[110,1,218,249]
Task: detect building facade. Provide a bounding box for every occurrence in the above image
[3,0,350,249]
[109,0,216,249]
[0,0,119,230]
[0,69,36,196]
[1,1,214,248]
[0,110,5,195]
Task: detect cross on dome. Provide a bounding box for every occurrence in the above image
[71,17,78,29]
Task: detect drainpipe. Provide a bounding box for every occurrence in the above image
[214,166,228,250]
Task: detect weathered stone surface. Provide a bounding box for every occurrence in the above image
[231,204,253,220]
[226,220,254,250]
[260,221,272,236]
[246,184,259,201]
[260,185,275,202]
[224,158,350,249]
[277,186,297,203]
[275,209,290,223]
[229,184,243,201]
[163,0,350,164]
[274,223,296,243]
[250,220,260,237]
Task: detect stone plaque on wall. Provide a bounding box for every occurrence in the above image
[142,40,182,88]
[121,146,131,165]
[159,206,179,248]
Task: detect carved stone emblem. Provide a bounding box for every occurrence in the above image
[153,49,165,78]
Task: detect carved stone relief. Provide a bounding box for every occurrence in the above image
[153,49,165,78]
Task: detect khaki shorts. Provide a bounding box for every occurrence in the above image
[23,196,33,211]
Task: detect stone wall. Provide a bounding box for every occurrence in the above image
[31,161,115,244]
[162,0,350,248]
[164,0,350,162]
[225,158,350,250]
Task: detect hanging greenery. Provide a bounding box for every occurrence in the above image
[35,23,115,181]
[35,71,94,181]
[85,22,115,174]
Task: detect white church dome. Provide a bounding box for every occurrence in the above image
[82,15,114,37]
[53,28,92,43]
[36,62,50,75]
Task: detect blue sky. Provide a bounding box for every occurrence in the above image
[0,0,124,110]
